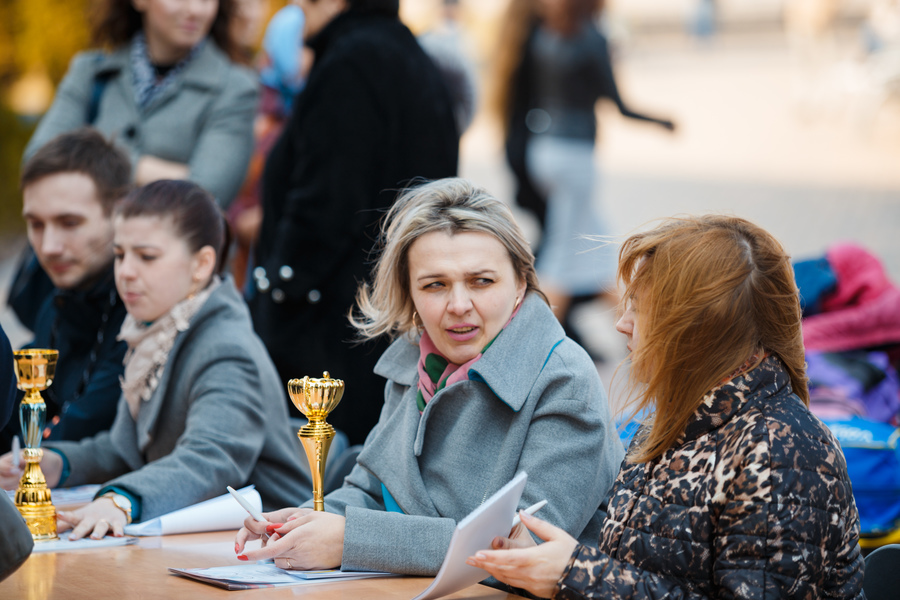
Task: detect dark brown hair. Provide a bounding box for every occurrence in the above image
[91,0,240,62]
[21,127,131,215]
[116,180,230,274]
[617,215,808,463]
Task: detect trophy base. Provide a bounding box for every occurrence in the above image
[17,502,58,541]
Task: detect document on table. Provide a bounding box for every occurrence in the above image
[412,471,529,600]
[124,485,261,536]
[168,564,398,590]
[32,533,138,553]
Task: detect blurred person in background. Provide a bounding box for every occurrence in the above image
[10,0,259,335]
[23,0,257,208]
[491,0,674,356]
[228,2,310,290]
[0,129,131,454]
[249,0,459,445]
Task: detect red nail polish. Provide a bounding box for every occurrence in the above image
[237,555,248,561]
[234,543,240,554]
[266,523,284,534]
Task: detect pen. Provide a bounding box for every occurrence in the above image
[11,436,22,474]
[511,499,548,529]
[227,485,265,522]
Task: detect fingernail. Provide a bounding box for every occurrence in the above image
[475,552,486,559]
[520,510,532,520]
[237,555,248,561]
[265,523,283,534]
[234,543,240,554]
[287,516,297,521]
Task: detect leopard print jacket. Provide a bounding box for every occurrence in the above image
[555,356,865,599]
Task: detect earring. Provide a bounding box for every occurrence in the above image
[412,310,423,332]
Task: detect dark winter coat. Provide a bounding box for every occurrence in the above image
[0,268,127,452]
[555,356,865,600]
[250,10,458,444]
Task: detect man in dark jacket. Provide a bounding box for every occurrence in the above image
[0,129,131,452]
[250,0,459,444]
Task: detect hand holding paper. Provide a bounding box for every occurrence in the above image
[465,510,578,600]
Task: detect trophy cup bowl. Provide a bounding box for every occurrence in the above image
[287,372,344,511]
[13,349,59,541]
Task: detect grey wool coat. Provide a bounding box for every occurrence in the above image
[48,277,311,520]
[317,293,625,575]
[24,39,257,208]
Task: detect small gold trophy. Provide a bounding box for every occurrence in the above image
[13,349,59,541]
[288,372,344,511]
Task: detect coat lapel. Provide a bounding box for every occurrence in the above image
[142,42,224,114]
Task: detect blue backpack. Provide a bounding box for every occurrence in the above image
[823,417,900,536]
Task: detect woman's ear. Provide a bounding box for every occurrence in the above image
[191,245,217,286]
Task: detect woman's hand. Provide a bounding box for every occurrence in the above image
[0,450,25,490]
[466,511,577,599]
[0,449,62,490]
[57,497,128,540]
[237,510,345,571]
[234,507,310,553]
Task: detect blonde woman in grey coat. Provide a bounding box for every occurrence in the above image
[235,178,624,579]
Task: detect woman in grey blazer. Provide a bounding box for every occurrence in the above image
[0,181,310,539]
[235,178,625,577]
[23,0,257,208]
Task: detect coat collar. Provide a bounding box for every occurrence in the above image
[374,293,565,412]
[677,355,793,446]
[96,38,228,92]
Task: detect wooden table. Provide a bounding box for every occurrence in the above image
[1,531,526,600]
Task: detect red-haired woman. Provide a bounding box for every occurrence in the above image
[468,215,865,599]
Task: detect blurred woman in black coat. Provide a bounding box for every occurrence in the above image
[249,0,458,444]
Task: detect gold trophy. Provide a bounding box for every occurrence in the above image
[288,372,344,511]
[13,349,59,541]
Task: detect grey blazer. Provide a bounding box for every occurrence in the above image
[49,277,311,520]
[317,293,625,575]
[24,39,258,208]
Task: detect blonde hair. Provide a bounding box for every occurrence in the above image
[619,215,808,463]
[351,178,545,340]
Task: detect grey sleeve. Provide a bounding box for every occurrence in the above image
[47,416,132,488]
[0,490,33,581]
[341,507,457,575]
[104,349,269,520]
[186,65,259,208]
[23,52,97,163]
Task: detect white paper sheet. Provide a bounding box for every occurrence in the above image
[32,533,138,553]
[412,471,528,600]
[124,485,261,536]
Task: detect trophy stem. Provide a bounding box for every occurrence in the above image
[298,420,335,511]
[13,349,59,541]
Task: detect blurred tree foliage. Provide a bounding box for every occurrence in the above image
[0,0,92,238]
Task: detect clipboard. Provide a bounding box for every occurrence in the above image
[412,471,528,600]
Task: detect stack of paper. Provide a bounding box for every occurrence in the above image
[125,486,261,536]
[168,564,397,590]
